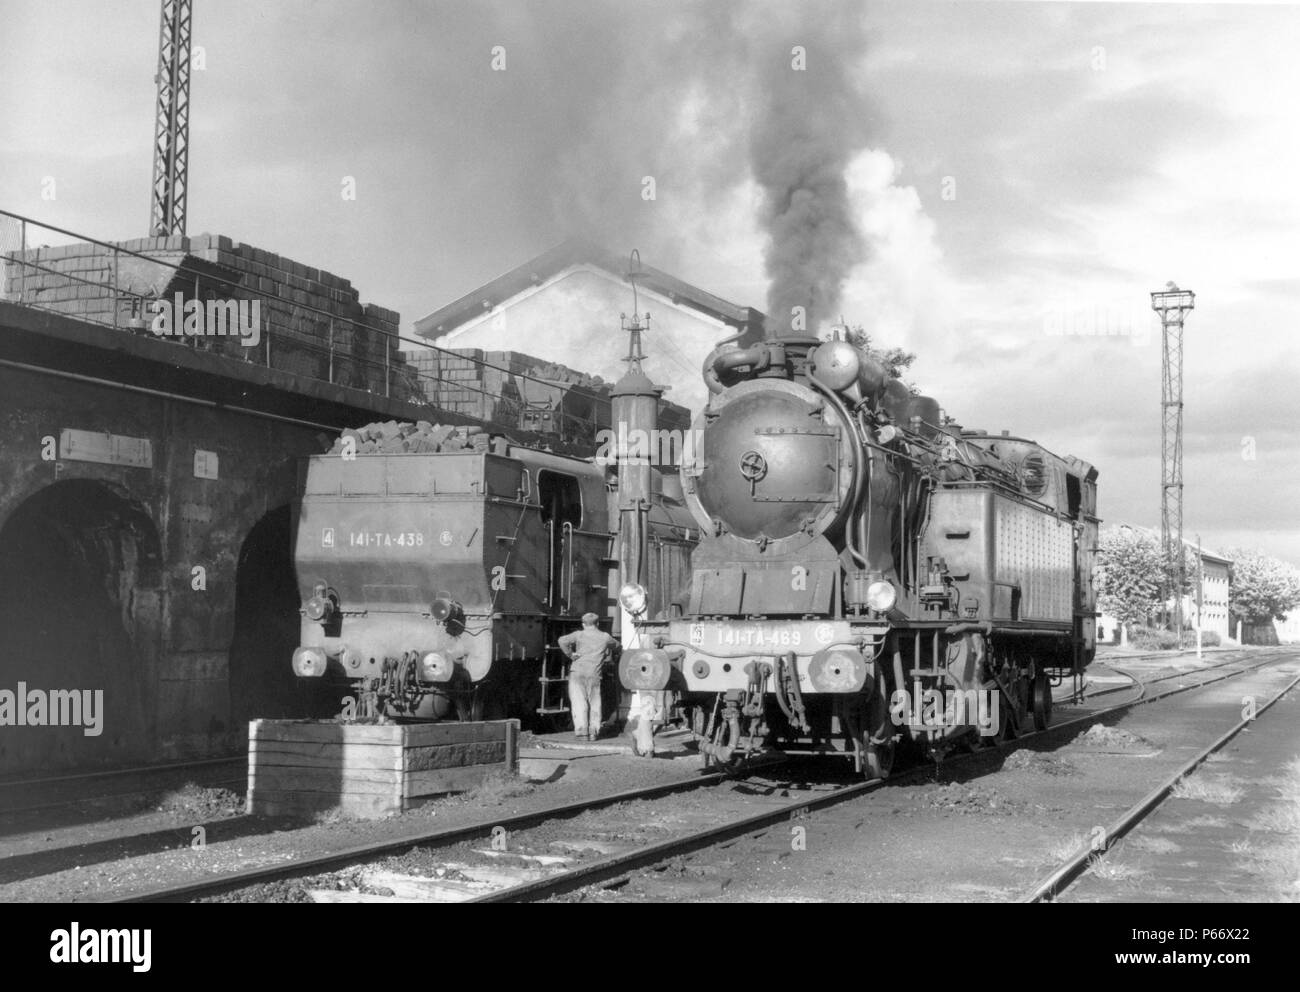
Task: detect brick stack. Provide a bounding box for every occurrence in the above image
[395,345,690,444]
[326,420,490,455]
[397,347,525,427]
[1,239,188,326]
[1,233,409,398]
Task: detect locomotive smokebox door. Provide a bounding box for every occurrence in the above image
[690,382,844,546]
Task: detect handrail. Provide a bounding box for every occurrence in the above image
[563,521,575,610]
[0,207,615,437]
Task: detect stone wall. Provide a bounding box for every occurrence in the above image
[3,234,408,397]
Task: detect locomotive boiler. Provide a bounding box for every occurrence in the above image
[618,322,1098,777]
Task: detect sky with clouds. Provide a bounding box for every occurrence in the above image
[2,0,1297,564]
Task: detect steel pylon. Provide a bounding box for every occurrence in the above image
[1151,284,1195,642]
[149,0,192,237]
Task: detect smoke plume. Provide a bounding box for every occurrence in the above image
[748,9,872,336]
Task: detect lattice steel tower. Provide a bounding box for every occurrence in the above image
[149,0,193,237]
[1151,284,1195,640]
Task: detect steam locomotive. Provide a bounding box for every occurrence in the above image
[617,326,1099,777]
[289,423,694,724]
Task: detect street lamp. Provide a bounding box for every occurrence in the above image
[1195,534,1204,660]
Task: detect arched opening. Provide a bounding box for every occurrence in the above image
[228,505,337,726]
[0,480,161,775]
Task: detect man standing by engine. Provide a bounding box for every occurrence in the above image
[558,613,618,741]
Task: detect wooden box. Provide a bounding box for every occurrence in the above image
[247,719,519,819]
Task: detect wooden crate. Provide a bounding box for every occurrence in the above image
[247,719,519,819]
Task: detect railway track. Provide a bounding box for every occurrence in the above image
[479,651,1293,903]
[105,650,1290,903]
[1020,666,1300,903]
[0,651,1241,823]
[1086,649,1255,703]
[0,756,246,817]
[106,765,771,902]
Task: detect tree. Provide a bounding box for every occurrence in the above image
[1096,528,1164,643]
[847,325,917,385]
[1224,548,1300,644]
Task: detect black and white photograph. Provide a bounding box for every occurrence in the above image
[0,0,1296,953]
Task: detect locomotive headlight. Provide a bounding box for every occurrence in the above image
[305,583,334,621]
[866,580,897,612]
[430,597,463,623]
[619,583,648,618]
[419,651,454,683]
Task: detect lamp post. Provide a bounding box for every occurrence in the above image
[1195,534,1204,660]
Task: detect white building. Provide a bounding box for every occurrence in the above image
[1188,546,1232,642]
[414,240,764,417]
[1096,524,1234,644]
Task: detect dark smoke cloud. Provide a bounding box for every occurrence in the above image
[472,0,874,314]
[748,9,872,334]
[256,2,874,326]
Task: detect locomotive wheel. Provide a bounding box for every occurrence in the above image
[1032,671,1053,731]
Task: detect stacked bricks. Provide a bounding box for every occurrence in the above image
[398,347,601,434]
[1,238,189,327]
[1,233,410,399]
[397,347,522,427]
[396,346,690,443]
[327,420,491,455]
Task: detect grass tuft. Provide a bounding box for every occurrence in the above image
[1171,774,1244,805]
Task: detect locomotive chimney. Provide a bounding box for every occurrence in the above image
[762,285,820,371]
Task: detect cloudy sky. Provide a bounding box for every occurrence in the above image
[2,0,1297,564]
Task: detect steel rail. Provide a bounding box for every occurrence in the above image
[105,652,1284,903]
[2,777,247,818]
[1083,649,1252,701]
[470,653,1290,902]
[104,766,763,903]
[1020,668,1300,904]
[0,754,244,791]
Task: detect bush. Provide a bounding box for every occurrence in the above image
[1130,627,1181,650]
[1199,630,1221,647]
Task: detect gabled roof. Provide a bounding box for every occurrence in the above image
[414,238,765,340]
